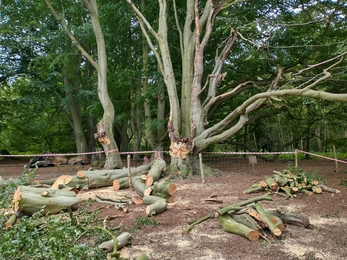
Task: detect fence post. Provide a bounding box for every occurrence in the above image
[295,150,298,167]
[333,145,338,174]
[199,153,205,184]
[127,155,133,190]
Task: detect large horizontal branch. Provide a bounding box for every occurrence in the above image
[194,88,347,152]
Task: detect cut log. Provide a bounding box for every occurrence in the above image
[132,176,151,197]
[182,214,214,235]
[133,195,143,205]
[265,176,280,192]
[146,199,167,216]
[254,202,281,237]
[272,174,289,187]
[52,174,89,190]
[142,195,166,205]
[13,186,78,216]
[311,186,323,194]
[268,214,286,232]
[78,163,153,189]
[217,214,260,241]
[301,189,313,196]
[151,179,177,202]
[230,213,260,231]
[95,195,132,205]
[98,232,132,253]
[246,205,268,229]
[147,158,166,181]
[113,177,130,190]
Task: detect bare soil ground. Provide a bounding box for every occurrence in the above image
[1,158,347,260]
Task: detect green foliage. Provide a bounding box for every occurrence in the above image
[285,165,327,184]
[131,216,160,232]
[0,200,108,259]
[0,167,36,209]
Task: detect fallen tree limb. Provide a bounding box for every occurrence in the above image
[318,184,340,193]
[254,202,281,237]
[146,199,167,217]
[182,213,214,235]
[217,214,260,241]
[264,209,310,228]
[216,193,273,216]
[98,232,132,253]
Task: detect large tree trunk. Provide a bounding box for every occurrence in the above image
[44,0,123,169]
[13,186,78,216]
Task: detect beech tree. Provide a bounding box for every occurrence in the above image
[44,0,123,169]
[124,0,347,175]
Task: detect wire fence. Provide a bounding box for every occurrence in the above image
[1,149,346,175]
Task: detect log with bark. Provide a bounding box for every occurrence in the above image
[98,232,132,253]
[151,179,177,203]
[183,193,310,242]
[142,195,167,216]
[217,213,260,241]
[13,186,79,216]
[243,168,338,198]
[48,163,154,190]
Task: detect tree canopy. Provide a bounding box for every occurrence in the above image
[1,0,347,168]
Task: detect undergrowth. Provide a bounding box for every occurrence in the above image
[0,168,111,259]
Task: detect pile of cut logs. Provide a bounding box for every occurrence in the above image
[183,193,310,241]
[243,169,340,198]
[7,158,175,220]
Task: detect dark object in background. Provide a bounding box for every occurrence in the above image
[1,149,16,160]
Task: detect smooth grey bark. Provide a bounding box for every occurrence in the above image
[45,0,123,169]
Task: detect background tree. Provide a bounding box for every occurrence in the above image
[124,0,347,175]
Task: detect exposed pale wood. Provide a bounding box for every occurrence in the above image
[254,202,281,237]
[113,177,129,190]
[13,186,78,216]
[265,176,280,192]
[265,209,310,228]
[246,206,268,229]
[230,213,260,231]
[146,199,167,216]
[311,186,322,194]
[133,195,143,205]
[145,175,154,186]
[132,176,151,197]
[147,158,166,181]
